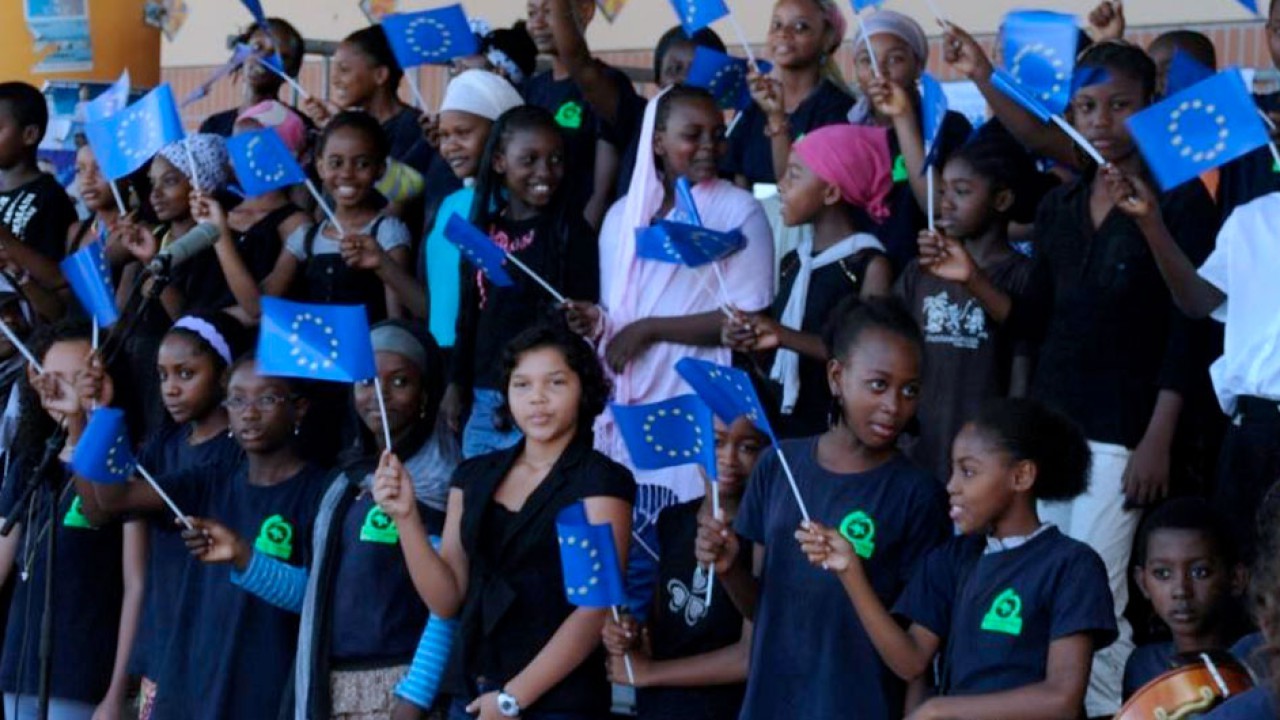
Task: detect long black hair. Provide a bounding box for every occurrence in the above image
[468,105,569,231]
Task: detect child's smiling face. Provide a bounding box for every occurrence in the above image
[317,126,384,209]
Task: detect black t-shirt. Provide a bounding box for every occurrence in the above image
[329,492,429,665]
[897,253,1034,482]
[523,65,640,217]
[723,79,854,187]
[770,246,881,439]
[1122,640,1178,701]
[639,499,745,720]
[0,173,75,263]
[0,466,123,704]
[452,212,598,391]
[130,425,243,679]
[1008,174,1218,447]
[894,527,1117,696]
[871,110,973,272]
[150,462,328,720]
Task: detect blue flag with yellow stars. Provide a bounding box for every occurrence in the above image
[676,357,775,440]
[1165,49,1215,97]
[556,502,628,608]
[990,69,1053,124]
[636,222,745,267]
[83,84,185,181]
[684,47,771,111]
[72,408,137,484]
[669,0,728,36]
[1127,69,1270,191]
[257,298,377,383]
[612,394,716,476]
[382,5,479,69]
[1001,10,1079,115]
[84,70,130,123]
[920,72,948,168]
[60,241,118,328]
[227,128,307,197]
[443,213,514,287]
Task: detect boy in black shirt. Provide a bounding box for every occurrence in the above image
[0,82,75,302]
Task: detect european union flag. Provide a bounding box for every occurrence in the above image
[60,241,118,328]
[183,44,256,107]
[258,298,377,383]
[851,0,884,10]
[1166,49,1215,96]
[241,0,268,26]
[684,47,761,111]
[674,176,703,225]
[1236,0,1260,14]
[920,72,947,166]
[382,6,479,69]
[612,395,716,475]
[227,128,306,197]
[71,408,136,484]
[443,214,514,287]
[556,502,627,608]
[636,222,745,267]
[84,70,130,123]
[991,69,1053,124]
[1001,10,1078,115]
[676,357,774,439]
[83,84,185,181]
[669,0,728,35]
[1127,69,1270,191]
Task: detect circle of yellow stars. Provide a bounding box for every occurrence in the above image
[114,107,162,165]
[244,135,289,185]
[1011,42,1068,104]
[407,16,451,59]
[288,312,340,373]
[558,532,604,598]
[1167,99,1230,163]
[642,405,704,460]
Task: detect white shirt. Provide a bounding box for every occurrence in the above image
[1197,192,1280,415]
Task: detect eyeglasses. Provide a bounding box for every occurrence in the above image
[223,394,294,412]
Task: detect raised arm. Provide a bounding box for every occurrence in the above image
[549,0,622,128]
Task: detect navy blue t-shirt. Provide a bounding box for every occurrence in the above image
[734,440,948,719]
[893,527,1116,696]
[329,492,429,665]
[1122,640,1178,700]
[150,462,328,720]
[131,425,243,680]
[723,79,854,187]
[0,469,123,704]
[1203,688,1277,719]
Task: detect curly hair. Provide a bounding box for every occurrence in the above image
[966,398,1091,502]
[495,323,611,437]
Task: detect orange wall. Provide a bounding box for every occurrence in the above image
[0,0,161,87]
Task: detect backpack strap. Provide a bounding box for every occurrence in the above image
[301,221,324,261]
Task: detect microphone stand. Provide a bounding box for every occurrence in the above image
[0,427,69,720]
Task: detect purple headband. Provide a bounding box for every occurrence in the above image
[172,316,233,364]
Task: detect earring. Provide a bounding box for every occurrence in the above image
[226,428,234,439]
[293,423,301,437]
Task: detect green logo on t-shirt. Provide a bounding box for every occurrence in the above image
[63,496,93,530]
[981,588,1024,636]
[838,510,877,559]
[555,101,584,130]
[359,506,399,544]
[254,514,294,560]
[892,154,909,183]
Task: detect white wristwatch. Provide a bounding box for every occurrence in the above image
[496,689,522,717]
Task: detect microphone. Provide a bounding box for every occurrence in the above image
[146,223,221,275]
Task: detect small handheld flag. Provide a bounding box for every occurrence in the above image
[611,395,716,476]
[257,298,377,383]
[684,48,765,112]
[60,242,118,328]
[674,176,703,226]
[84,70,130,123]
[183,44,256,107]
[240,0,268,26]
[1235,0,1260,14]
[636,223,746,268]
[920,73,947,233]
[382,6,479,69]
[227,128,307,197]
[1000,10,1079,116]
[1127,69,1270,191]
[443,214,514,287]
[669,0,729,36]
[556,502,628,608]
[1165,49,1216,97]
[83,84,186,181]
[71,408,136,484]
[991,69,1106,166]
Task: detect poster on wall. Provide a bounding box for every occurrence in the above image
[359,0,400,22]
[25,0,93,73]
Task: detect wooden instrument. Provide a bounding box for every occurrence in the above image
[1114,651,1255,720]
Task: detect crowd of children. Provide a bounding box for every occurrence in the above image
[0,0,1276,717]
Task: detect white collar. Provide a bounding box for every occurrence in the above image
[984,523,1053,555]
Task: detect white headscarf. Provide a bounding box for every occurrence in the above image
[440,69,525,122]
[157,133,229,191]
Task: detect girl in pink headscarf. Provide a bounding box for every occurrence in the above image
[563,86,774,510]
[724,124,894,438]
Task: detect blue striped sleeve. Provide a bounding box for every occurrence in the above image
[394,535,457,709]
[230,549,307,613]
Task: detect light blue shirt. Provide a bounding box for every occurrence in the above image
[424,187,475,348]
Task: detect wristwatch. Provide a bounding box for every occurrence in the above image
[496,690,522,718]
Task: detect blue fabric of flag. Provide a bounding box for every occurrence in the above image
[991,69,1053,124]
[684,47,771,111]
[1127,69,1271,191]
[72,408,137,484]
[257,298,377,383]
[83,84,185,181]
[612,395,716,476]
[227,128,308,197]
[635,222,745,267]
[1001,10,1079,115]
[60,241,118,327]
[382,6,479,69]
[1165,49,1215,96]
[668,0,729,35]
[920,73,948,167]
[85,70,130,123]
[556,502,628,608]
[675,357,775,439]
[1236,0,1260,14]
[443,213,513,287]
[674,176,703,225]
[851,0,884,11]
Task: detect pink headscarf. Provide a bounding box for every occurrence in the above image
[792,124,893,222]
